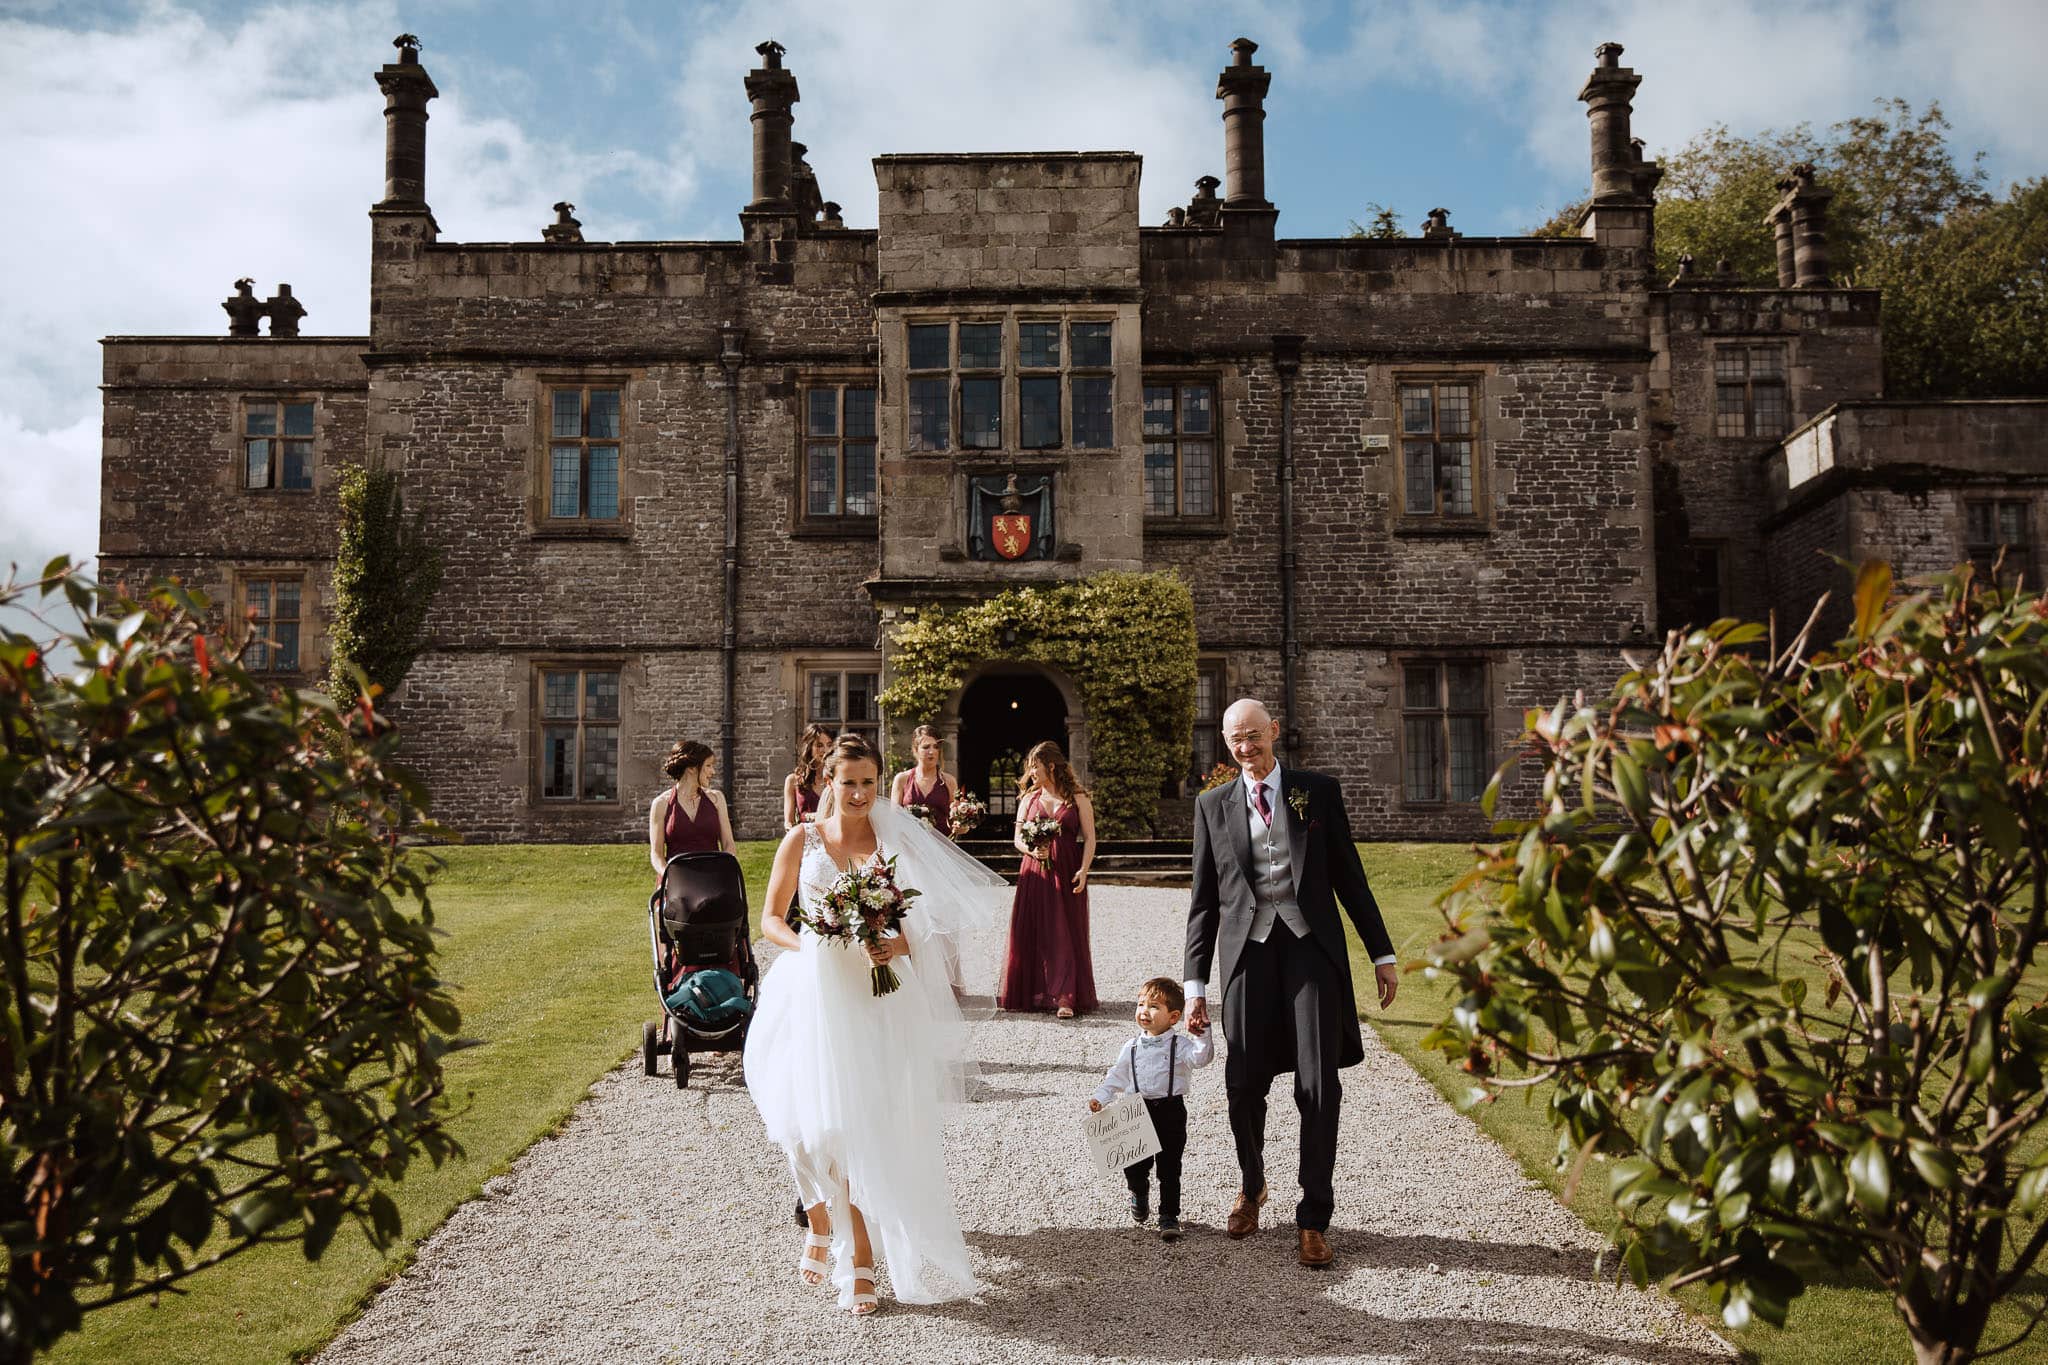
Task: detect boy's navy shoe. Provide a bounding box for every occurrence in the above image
[1158,1214,1182,1241]
[1129,1191,1149,1224]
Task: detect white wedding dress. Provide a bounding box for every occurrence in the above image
[743,801,1006,1307]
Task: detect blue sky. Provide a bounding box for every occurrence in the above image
[2,0,2044,593]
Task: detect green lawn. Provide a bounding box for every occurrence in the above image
[1344,842,2039,1365]
[51,839,2029,1364]
[52,841,780,1365]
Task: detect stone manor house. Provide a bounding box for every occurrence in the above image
[97,36,2047,842]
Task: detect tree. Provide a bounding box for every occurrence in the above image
[1648,100,1990,288]
[1345,203,1405,239]
[0,563,459,1361]
[1427,564,2048,1364]
[1529,100,2043,397]
[327,465,444,709]
[1872,178,2048,399]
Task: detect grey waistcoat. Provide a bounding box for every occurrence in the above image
[1248,791,1310,943]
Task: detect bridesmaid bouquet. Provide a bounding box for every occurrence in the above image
[799,855,921,996]
[1019,814,1063,861]
[948,791,985,836]
[903,802,931,825]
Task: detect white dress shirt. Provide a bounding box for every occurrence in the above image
[1093,1026,1216,1106]
[1186,765,1396,1004]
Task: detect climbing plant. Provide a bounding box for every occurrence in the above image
[880,572,1198,837]
[327,465,444,709]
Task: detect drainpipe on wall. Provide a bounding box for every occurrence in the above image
[717,322,747,805]
[1273,334,1305,759]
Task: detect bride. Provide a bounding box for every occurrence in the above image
[743,732,1007,1315]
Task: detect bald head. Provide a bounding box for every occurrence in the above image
[1221,697,1280,780]
[1221,698,1273,731]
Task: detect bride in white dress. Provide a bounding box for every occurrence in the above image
[744,733,1007,1315]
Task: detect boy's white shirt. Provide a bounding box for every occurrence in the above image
[1092,1027,1215,1107]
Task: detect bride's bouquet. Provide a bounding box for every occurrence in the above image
[1019,814,1063,862]
[947,791,985,837]
[797,855,922,996]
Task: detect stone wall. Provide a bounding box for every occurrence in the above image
[1649,288,1883,629]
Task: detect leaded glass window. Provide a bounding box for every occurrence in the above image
[548,386,622,520]
[1402,660,1488,803]
[803,384,877,518]
[805,667,880,747]
[540,666,620,802]
[1020,375,1061,449]
[244,400,315,491]
[1399,381,1476,518]
[1143,381,1217,518]
[1714,344,1788,438]
[1966,499,2034,588]
[242,576,302,673]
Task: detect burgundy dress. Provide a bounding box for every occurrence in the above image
[661,788,723,857]
[794,780,822,823]
[997,791,1097,1014]
[906,772,953,837]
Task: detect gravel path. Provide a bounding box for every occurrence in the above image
[318,886,1733,1364]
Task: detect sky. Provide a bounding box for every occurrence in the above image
[2,0,2045,608]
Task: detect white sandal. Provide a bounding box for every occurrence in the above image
[795,1231,832,1286]
[846,1264,879,1316]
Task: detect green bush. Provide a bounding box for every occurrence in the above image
[880,572,1198,836]
[0,564,458,1362]
[1427,564,2048,1364]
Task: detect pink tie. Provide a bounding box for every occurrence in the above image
[1253,782,1271,824]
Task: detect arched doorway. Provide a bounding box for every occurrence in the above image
[956,671,1068,819]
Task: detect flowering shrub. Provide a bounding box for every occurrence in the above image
[1426,564,2048,1361]
[0,563,455,1359]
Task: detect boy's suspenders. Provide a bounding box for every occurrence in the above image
[1127,1034,1181,1099]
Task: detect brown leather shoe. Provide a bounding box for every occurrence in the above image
[1225,1185,1268,1239]
[1298,1228,1334,1268]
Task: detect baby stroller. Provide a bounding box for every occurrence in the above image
[643,850,757,1088]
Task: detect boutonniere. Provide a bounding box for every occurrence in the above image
[1285,787,1312,823]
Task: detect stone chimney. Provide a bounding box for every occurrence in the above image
[790,141,825,222]
[1215,38,1277,250]
[1187,175,1222,228]
[1767,163,1833,287]
[745,41,800,214]
[1573,42,1657,261]
[1578,42,1644,203]
[264,284,305,337]
[223,278,264,337]
[1421,207,1458,240]
[375,34,438,209]
[1217,38,1272,209]
[543,201,584,243]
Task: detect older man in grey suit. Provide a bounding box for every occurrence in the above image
[1184,698,1398,1268]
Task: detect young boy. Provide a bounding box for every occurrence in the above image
[1089,976,1214,1240]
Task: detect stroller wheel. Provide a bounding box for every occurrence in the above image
[673,1048,691,1088]
[641,1021,658,1077]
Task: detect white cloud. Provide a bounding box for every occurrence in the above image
[667,0,1234,230]
[0,1,672,574]
[0,411,98,583]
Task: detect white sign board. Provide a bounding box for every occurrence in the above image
[1362,433,1391,450]
[1081,1093,1162,1179]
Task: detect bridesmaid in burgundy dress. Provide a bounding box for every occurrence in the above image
[997,740,1098,1018]
[889,725,958,836]
[782,724,833,830]
[647,740,735,875]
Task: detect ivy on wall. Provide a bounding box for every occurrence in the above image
[879,572,1198,837]
[327,466,444,710]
